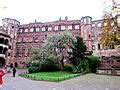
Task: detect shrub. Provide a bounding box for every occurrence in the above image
[39,58,59,72]
[26,61,40,68]
[28,66,40,73]
[88,55,100,73]
[64,64,73,72]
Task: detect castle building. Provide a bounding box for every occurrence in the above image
[0,16,119,68]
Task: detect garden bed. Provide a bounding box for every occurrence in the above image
[20,71,87,82]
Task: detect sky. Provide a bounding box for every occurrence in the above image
[0,0,119,25]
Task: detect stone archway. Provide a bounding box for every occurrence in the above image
[0,57,5,68]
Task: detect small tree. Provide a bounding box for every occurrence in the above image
[45,30,76,70]
[69,36,89,73]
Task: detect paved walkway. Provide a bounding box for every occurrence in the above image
[1,72,120,90]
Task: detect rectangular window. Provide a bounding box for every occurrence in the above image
[54,26,58,30]
[20,29,23,33]
[61,26,65,30]
[68,25,72,30]
[48,27,52,31]
[30,28,34,32]
[75,25,80,29]
[42,27,45,31]
[24,29,28,32]
[98,44,101,50]
[36,28,39,32]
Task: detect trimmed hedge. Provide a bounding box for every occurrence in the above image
[64,64,73,71]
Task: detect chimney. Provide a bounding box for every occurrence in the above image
[35,19,37,23]
[59,17,61,21]
[65,16,68,21]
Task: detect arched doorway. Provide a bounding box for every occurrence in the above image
[14,62,18,68]
[0,57,5,68]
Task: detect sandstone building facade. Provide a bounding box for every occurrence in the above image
[0,16,119,68]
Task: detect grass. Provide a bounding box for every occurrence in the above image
[20,71,87,82]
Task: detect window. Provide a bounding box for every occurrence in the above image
[24,29,28,32]
[75,25,80,29]
[20,29,23,33]
[89,34,91,39]
[36,28,39,32]
[33,37,38,42]
[98,44,101,50]
[48,27,52,31]
[54,26,58,30]
[30,28,34,32]
[98,23,101,27]
[42,27,45,31]
[68,25,72,30]
[61,26,66,30]
[92,45,95,50]
[92,24,95,27]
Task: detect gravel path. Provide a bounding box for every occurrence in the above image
[1,72,120,90]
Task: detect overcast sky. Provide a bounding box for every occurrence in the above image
[0,0,119,25]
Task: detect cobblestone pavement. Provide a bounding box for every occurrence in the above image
[1,72,120,90]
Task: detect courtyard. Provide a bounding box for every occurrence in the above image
[1,72,120,90]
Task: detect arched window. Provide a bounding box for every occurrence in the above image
[4,39,9,45]
[0,46,3,54]
[0,57,5,68]
[0,38,4,44]
[3,48,8,54]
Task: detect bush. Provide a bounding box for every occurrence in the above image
[26,61,40,68]
[88,55,100,73]
[28,66,40,73]
[64,64,73,71]
[39,58,59,72]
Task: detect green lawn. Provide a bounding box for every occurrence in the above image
[21,71,82,82]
